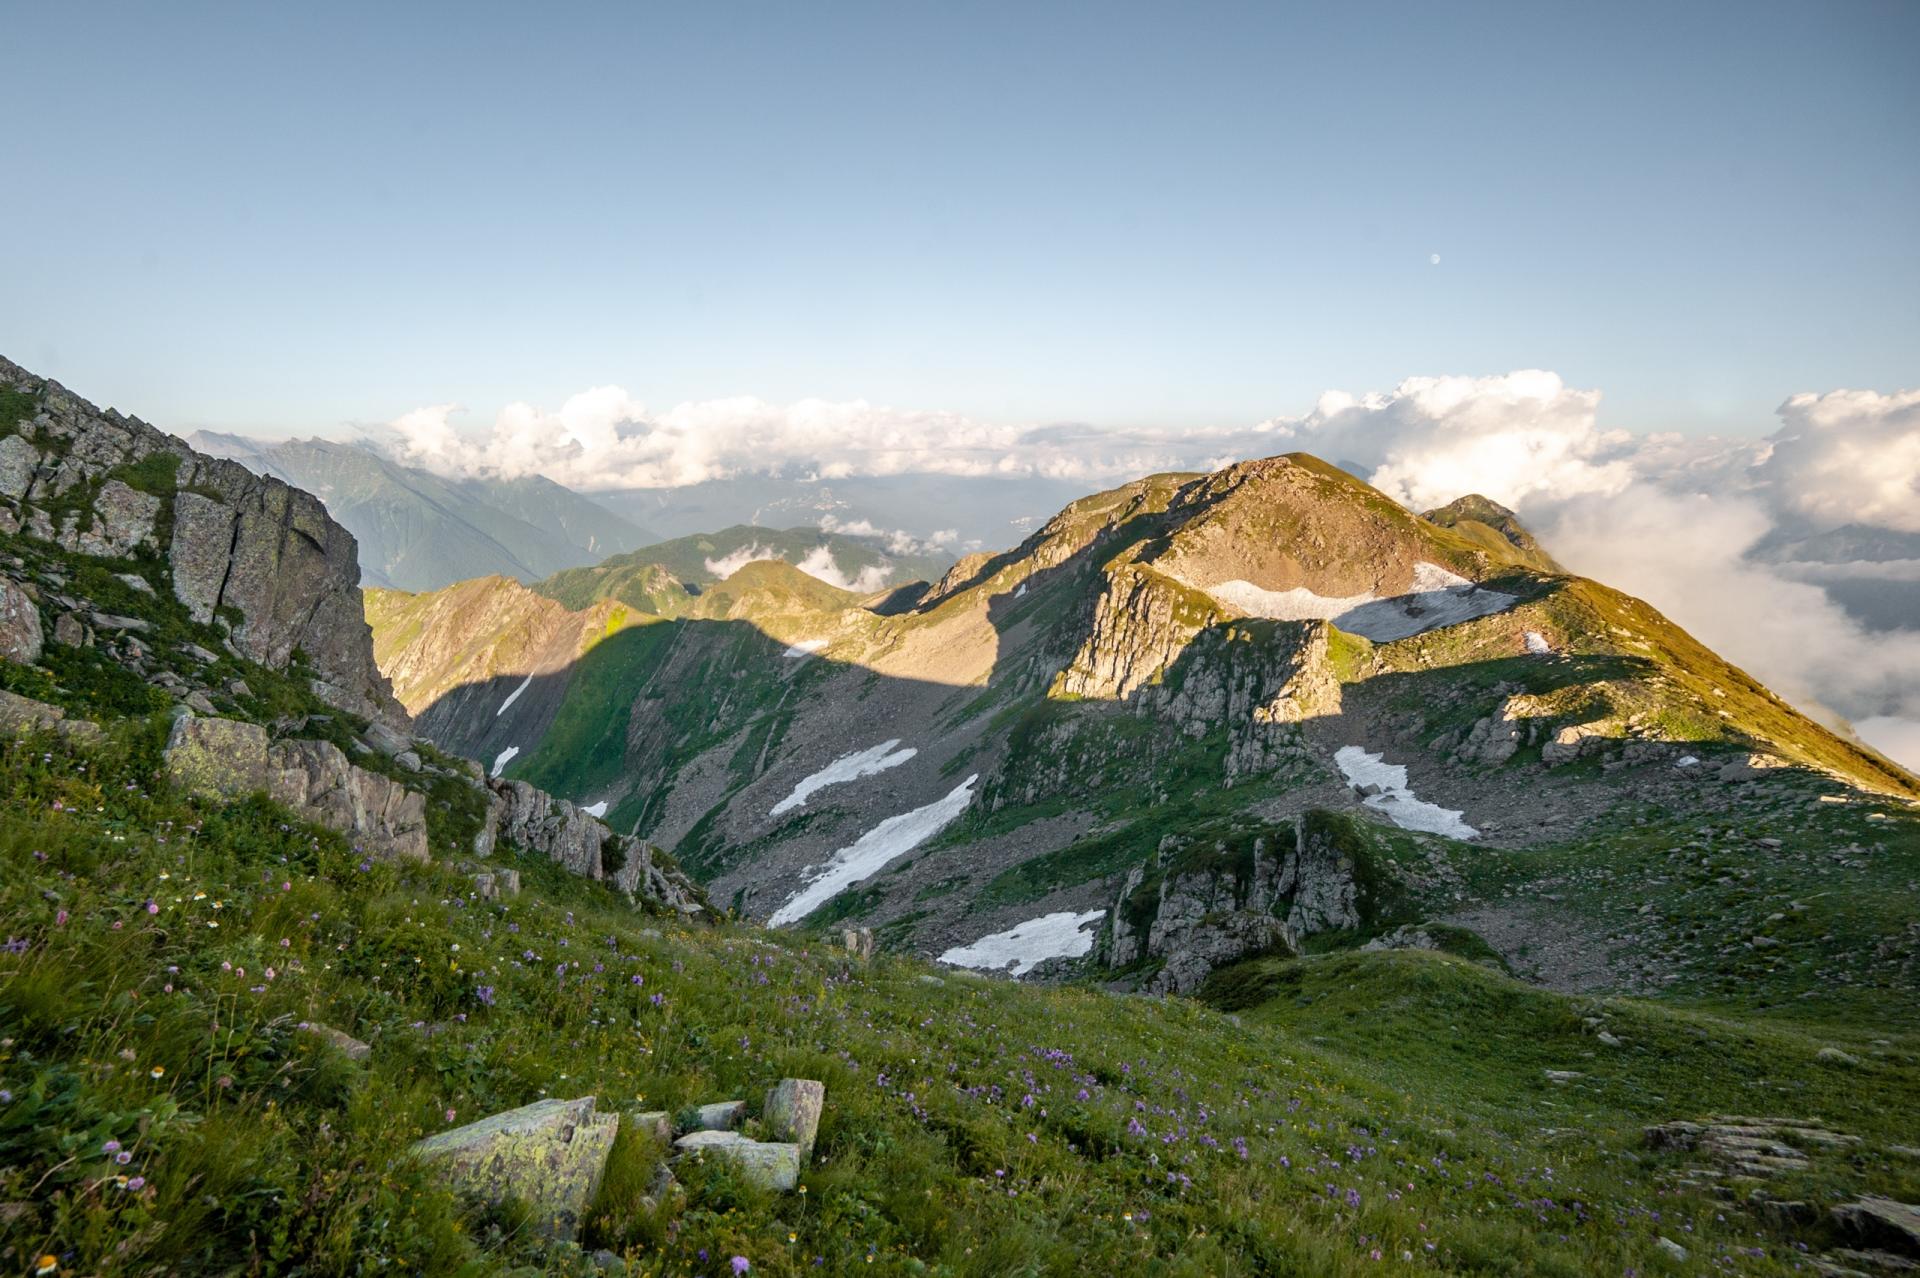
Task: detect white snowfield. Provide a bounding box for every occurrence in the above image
[496,673,533,717]
[782,639,828,659]
[490,745,520,778]
[581,800,609,818]
[771,740,919,816]
[767,775,979,926]
[1333,745,1479,839]
[938,909,1107,977]
[1204,562,1519,643]
[1524,630,1552,655]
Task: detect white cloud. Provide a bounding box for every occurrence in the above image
[702,543,782,578]
[794,546,892,593]
[1258,370,1635,512]
[1756,388,1920,533]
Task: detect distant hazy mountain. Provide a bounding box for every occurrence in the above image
[187,433,658,591]
[592,473,1101,551]
[1749,522,1920,633]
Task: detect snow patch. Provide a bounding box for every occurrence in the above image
[1204,562,1519,642]
[939,910,1106,977]
[782,639,827,659]
[496,674,532,716]
[1333,745,1478,839]
[772,740,918,816]
[1015,581,1028,598]
[581,800,608,818]
[1675,755,1701,768]
[1524,630,1552,655]
[767,776,978,926]
[490,746,520,778]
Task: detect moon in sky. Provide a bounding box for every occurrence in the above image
[1430,253,1441,265]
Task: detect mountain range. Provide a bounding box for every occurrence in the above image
[5,355,1918,1277]
[370,450,1916,992]
[185,432,661,591]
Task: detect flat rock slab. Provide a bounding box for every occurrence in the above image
[672,1130,802,1192]
[1832,1197,1920,1258]
[412,1096,619,1241]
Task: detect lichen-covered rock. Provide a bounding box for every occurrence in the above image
[1150,912,1295,996]
[472,869,521,899]
[0,578,42,664]
[411,1096,620,1242]
[763,1079,825,1159]
[1831,1196,1920,1258]
[163,715,427,860]
[0,689,101,743]
[672,1130,803,1192]
[163,714,272,798]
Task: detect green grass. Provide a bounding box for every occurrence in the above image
[7,723,1917,1274]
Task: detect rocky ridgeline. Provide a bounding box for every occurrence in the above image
[1105,810,1388,994]
[0,354,704,918]
[0,355,403,726]
[161,712,705,915]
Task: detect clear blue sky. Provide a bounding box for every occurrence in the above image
[3,1,1915,440]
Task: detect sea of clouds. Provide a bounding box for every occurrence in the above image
[377,375,1920,770]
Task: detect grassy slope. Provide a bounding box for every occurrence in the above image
[6,723,1917,1277]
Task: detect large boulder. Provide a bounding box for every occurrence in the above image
[0,578,42,664]
[163,715,272,798]
[411,1097,620,1242]
[762,1079,825,1160]
[0,433,39,499]
[1831,1197,1920,1258]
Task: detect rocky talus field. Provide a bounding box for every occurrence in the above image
[2,357,1918,1276]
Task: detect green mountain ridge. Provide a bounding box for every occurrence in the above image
[4,359,1919,1276]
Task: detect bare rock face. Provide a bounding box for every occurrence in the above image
[0,355,406,729]
[163,715,427,861]
[0,578,42,663]
[1108,811,1387,994]
[411,1097,620,1242]
[268,737,429,862]
[489,776,706,915]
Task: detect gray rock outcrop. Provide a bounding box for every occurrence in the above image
[0,578,41,663]
[163,714,428,861]
[1107,811,1390,994]
[487,776,706,915]
[411,1096,620,1242]
[0,356,405,728]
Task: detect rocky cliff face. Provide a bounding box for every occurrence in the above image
[1106,810,1392,994]
[0,355,405,727]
